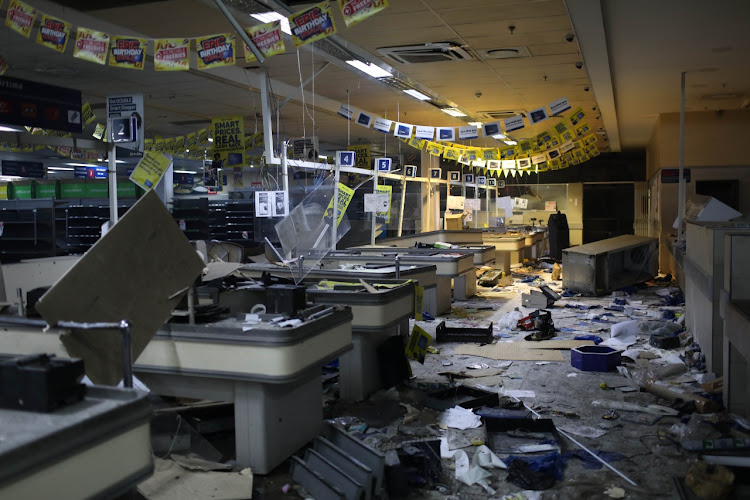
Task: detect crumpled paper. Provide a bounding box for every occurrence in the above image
[440,406,482,430]
[440,436,506,494]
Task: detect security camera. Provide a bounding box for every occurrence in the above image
[565,33,575,43]
[584,86,590,92]
[475,91,482,98]
[575,62,583,69]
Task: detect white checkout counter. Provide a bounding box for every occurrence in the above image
[237,262,440,316]
[322,250,476,309]
[379,229,485,247]
[351,244,496,267]
[0,308,353,475]
[0,384,153,499]
[220,280,415,402]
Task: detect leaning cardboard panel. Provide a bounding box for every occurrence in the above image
[36,190,204,385]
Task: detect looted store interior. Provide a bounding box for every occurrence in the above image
[0,1,749,499]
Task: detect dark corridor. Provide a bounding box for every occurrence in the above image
[583,184,635,244]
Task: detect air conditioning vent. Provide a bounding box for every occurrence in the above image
[479,110,527,120]
[377,42,473,64]
[480,47,531,59]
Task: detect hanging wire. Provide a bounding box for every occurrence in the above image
[347,89,351,146]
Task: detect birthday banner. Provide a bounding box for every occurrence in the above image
[1,1,387,71]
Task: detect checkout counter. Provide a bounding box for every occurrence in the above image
[351,244,496,267]
[0,307,353,475]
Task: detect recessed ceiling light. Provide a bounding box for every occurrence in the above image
[468,122,483,127]
[492,133,507,140]
[346,60,392,78]
[403,89,431,101]
[0,125,26,132]
[503,140,517,145]
[250,12,292,35]
[441,108,467,117]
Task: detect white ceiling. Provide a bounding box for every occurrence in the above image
[1,0,749,156]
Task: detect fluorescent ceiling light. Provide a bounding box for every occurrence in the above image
[468,122,483,127]
[0,125,27,132]
[403,89,431,101]
[174,170,196,174]
[208,137,214,142]
[250,12,291,35]
[65,162,94,167]
[492,133,507,140]
[47,166,74,171]
[345,60,392,78]
[441,108,467,117]
[503,140,518,145]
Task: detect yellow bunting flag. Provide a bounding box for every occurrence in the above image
[82,102,95,126]
[427,142,444,157]
[109,36,147,70]
[154,38,190,71]
[36,14,71,52]
[73,28,109,65]
[337,0,389,27]
[243,21,286,62]
[289,2,337,48]
[196,33,235,70]
[5,1,37,38]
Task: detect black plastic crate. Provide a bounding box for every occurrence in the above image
[435,321,493,343]
[422,386,500,411]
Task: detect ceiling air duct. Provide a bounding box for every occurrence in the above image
[377,42,473,64]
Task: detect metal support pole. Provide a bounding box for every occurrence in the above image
[259,68,275,163]
[677,71,686,242]
[331,161,341,249]
[394,255,400,279]
[119,320,133,389]
[281,141,289,203]
[474,171,479,229]
[397,179,407,237]
[486,184,490,228]
[187,287,195,326]
[370,169,378,245]
[108,141,119,225]
[214,0,265,63]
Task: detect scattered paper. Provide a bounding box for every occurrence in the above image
[535,361,552,365]
[601,320,638,347]
[440,438,506,495]
[440,406,482,430]
[503,389,536,399]
[605,486,626,498]
[567,373,577,378]
[559,424,607,439]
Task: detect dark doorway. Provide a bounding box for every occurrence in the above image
[583,184,635,244]
[696,180,740,211]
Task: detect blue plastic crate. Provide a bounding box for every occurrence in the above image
[571,345,621,372]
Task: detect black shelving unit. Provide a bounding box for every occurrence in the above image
[0,199,59,262]
[225,200,254,244]
[55,199,135,255]
[172,198,210,240]
[208,201,228,240]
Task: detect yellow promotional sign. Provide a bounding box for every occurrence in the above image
[582,134,597,146]
[5,1,37,38]
[568,106,586,126]
[324,183,355,227]
[154,38,190,71]
[73,28,109,65]
[211,115,245,167]
[518,139,533,156]
[154,137,165,151]
[243,21,286,62]
[338,0,389,27]
[186,132,197,148]
[553,120,571,137]
[376,184,392,223]
[164,137,176,153]
[109,36,147,70]
[575,122,591,137]
[289,2,337,48]
[426,142,444,157]
[482,148,499,161]
[82,102,95,126]
[92,123,105,140]
[406,325,432,364]
[198,128,209,144]
[347,144,371,168]
[196,33,235,70]
[35,14,71,52]
[130,151,171,191]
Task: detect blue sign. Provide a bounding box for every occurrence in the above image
[74,166,88,179]
[376,158,391,172]
[430,168,441,179]
[464,174,475,184]
[477,176,487,185]
[73,166,107,178]
[449,171,460,182]
[337,151,355,167]
[174,172,195,185]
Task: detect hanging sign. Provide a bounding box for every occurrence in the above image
[337,104,354,120]
[436,127,455,142]
[376,184,392,222]
[373,117,392,133]
[73,28,109,65]
[458,125,478,140]
[426,142,443,157]
[35,14,71,53]
[109,36,147,70]
[324,183,355,226]
[482,121,501,137]
[196,33,235,70]
[292,136,319,160]
[355,111,373,128]
[394,123,413,139]
[211,115,245,167]
[0,75,82,133]
[376,157,391,172]
[528,106,549,125]
[289,2,337,48]
[337,0,389,27]
[5,1,37,38]
[243,21,285,62]
[415,126,434,140]
[154,38,190,71]
[549,96,571,116]
[1,160,43,178]
[81,101,95,126]
[348,144,371,168]
[504,115,524,132]
[129,151,170,190]
[107,94,144,157]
